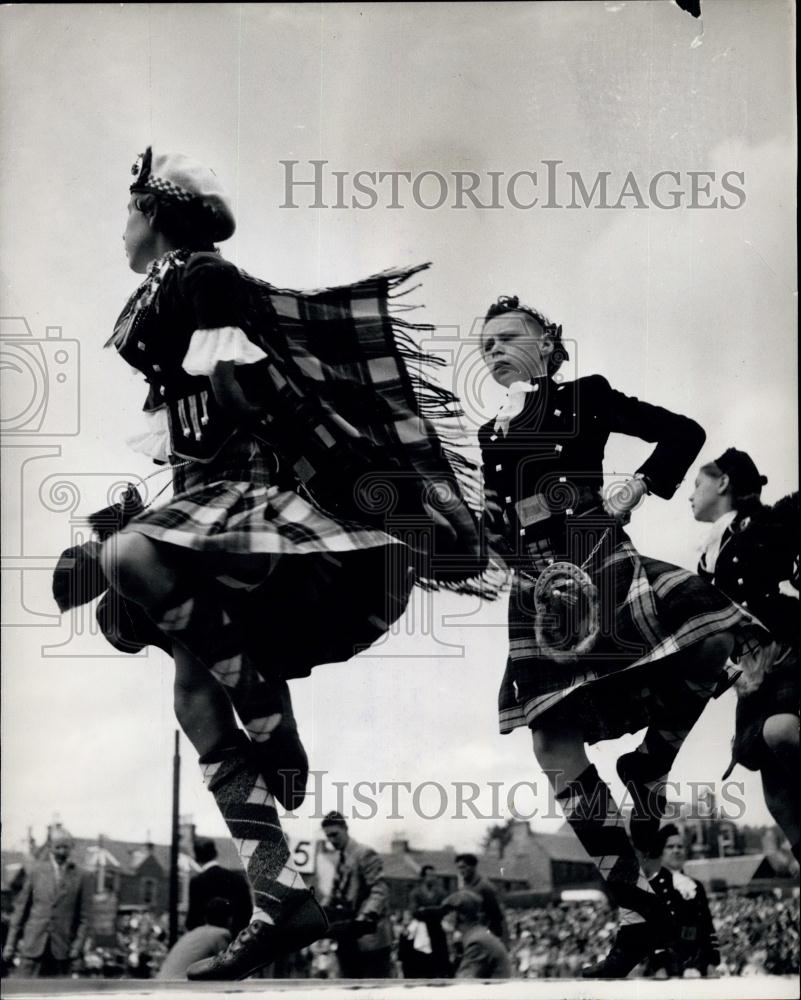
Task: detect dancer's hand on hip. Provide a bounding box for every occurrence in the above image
[603,476,648,521]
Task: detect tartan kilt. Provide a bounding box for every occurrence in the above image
[731,647,800,771]
[98,446,414,677]
[498,533,745,742]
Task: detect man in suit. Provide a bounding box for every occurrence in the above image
[185,839,252,937]
[445,891,512,979]
[3,831,92,976]
[454,853,507,943]
[321,812,392,978]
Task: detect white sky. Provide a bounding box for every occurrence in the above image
[1,2,797,859]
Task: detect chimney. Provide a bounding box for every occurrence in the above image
[485,838,502,860]
[510,820,530,847]
[391,836,410,855]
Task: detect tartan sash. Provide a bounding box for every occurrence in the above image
[233,263,499,596]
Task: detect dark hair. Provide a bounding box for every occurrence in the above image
[454,852,478,867]
[444,889,483,920]
[132,192,217,252]
[654,823,683,856]
[321,810,348,829]
[204,897,232,929]
[193,838,218,866]
[701,448,768,517]
[420,864,435,877]
[483,295,569,376]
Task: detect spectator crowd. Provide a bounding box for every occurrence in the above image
[14,891,791,980]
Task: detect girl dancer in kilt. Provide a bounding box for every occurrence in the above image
[691,449,799,864]
[477,296,748,978]
[54,148,491,980]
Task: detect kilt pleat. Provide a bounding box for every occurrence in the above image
[731,648,800,770]
[498,537,746,741]
[103,449,415,676]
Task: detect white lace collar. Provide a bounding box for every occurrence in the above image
[699,509,738,574]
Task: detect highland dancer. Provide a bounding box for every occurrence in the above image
[691,449,799,863]
[478,295,749,977]
[53,148,491,980]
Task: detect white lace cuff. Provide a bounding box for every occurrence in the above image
[182,327,268,377]
[126,407,171,462]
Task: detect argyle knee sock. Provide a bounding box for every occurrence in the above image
[229,661,309,811]
[554,764,659,927]
[199,738,307,925]
[153,593,285,735]
[154,592,309,807]
[617,683,709,855]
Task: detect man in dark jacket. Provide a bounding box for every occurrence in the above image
[649,825,720,977]
[454,854,507,943]
[185,839,252,937]
[407,865,451,977]
[3,832,92,976]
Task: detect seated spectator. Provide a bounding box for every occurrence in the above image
[444,891,512,980]
[186,839,252,936]
[157,899,232,980]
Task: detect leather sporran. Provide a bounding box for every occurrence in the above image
[533,560,600,663]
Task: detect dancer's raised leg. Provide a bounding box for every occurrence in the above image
[102,531,308,807]
[617,636,734,856]
[532,719,672,977]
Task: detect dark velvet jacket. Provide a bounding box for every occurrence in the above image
[650,867,720,973]
[478,374,706,560]
[697,494,799,645]
[116,252,244,463]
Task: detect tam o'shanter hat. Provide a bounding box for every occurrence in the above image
[130,146,236,241]
[714,448,768,496]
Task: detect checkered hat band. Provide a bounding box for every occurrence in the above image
[133,176,196,203]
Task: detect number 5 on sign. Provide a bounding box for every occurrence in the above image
[287,837,315,874]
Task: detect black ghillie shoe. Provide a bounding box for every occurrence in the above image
[186,891,328,981]
[651,945,683,978]
[581,923,654,979]
[52,540,106,611]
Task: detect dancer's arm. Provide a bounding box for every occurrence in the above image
[596,375,706,500]
[179,253,269,421]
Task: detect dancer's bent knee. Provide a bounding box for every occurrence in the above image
[100,530,180,609]
[763,713,800,754]
[531,722,588,794]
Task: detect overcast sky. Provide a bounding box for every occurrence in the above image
[1,2,796,862]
